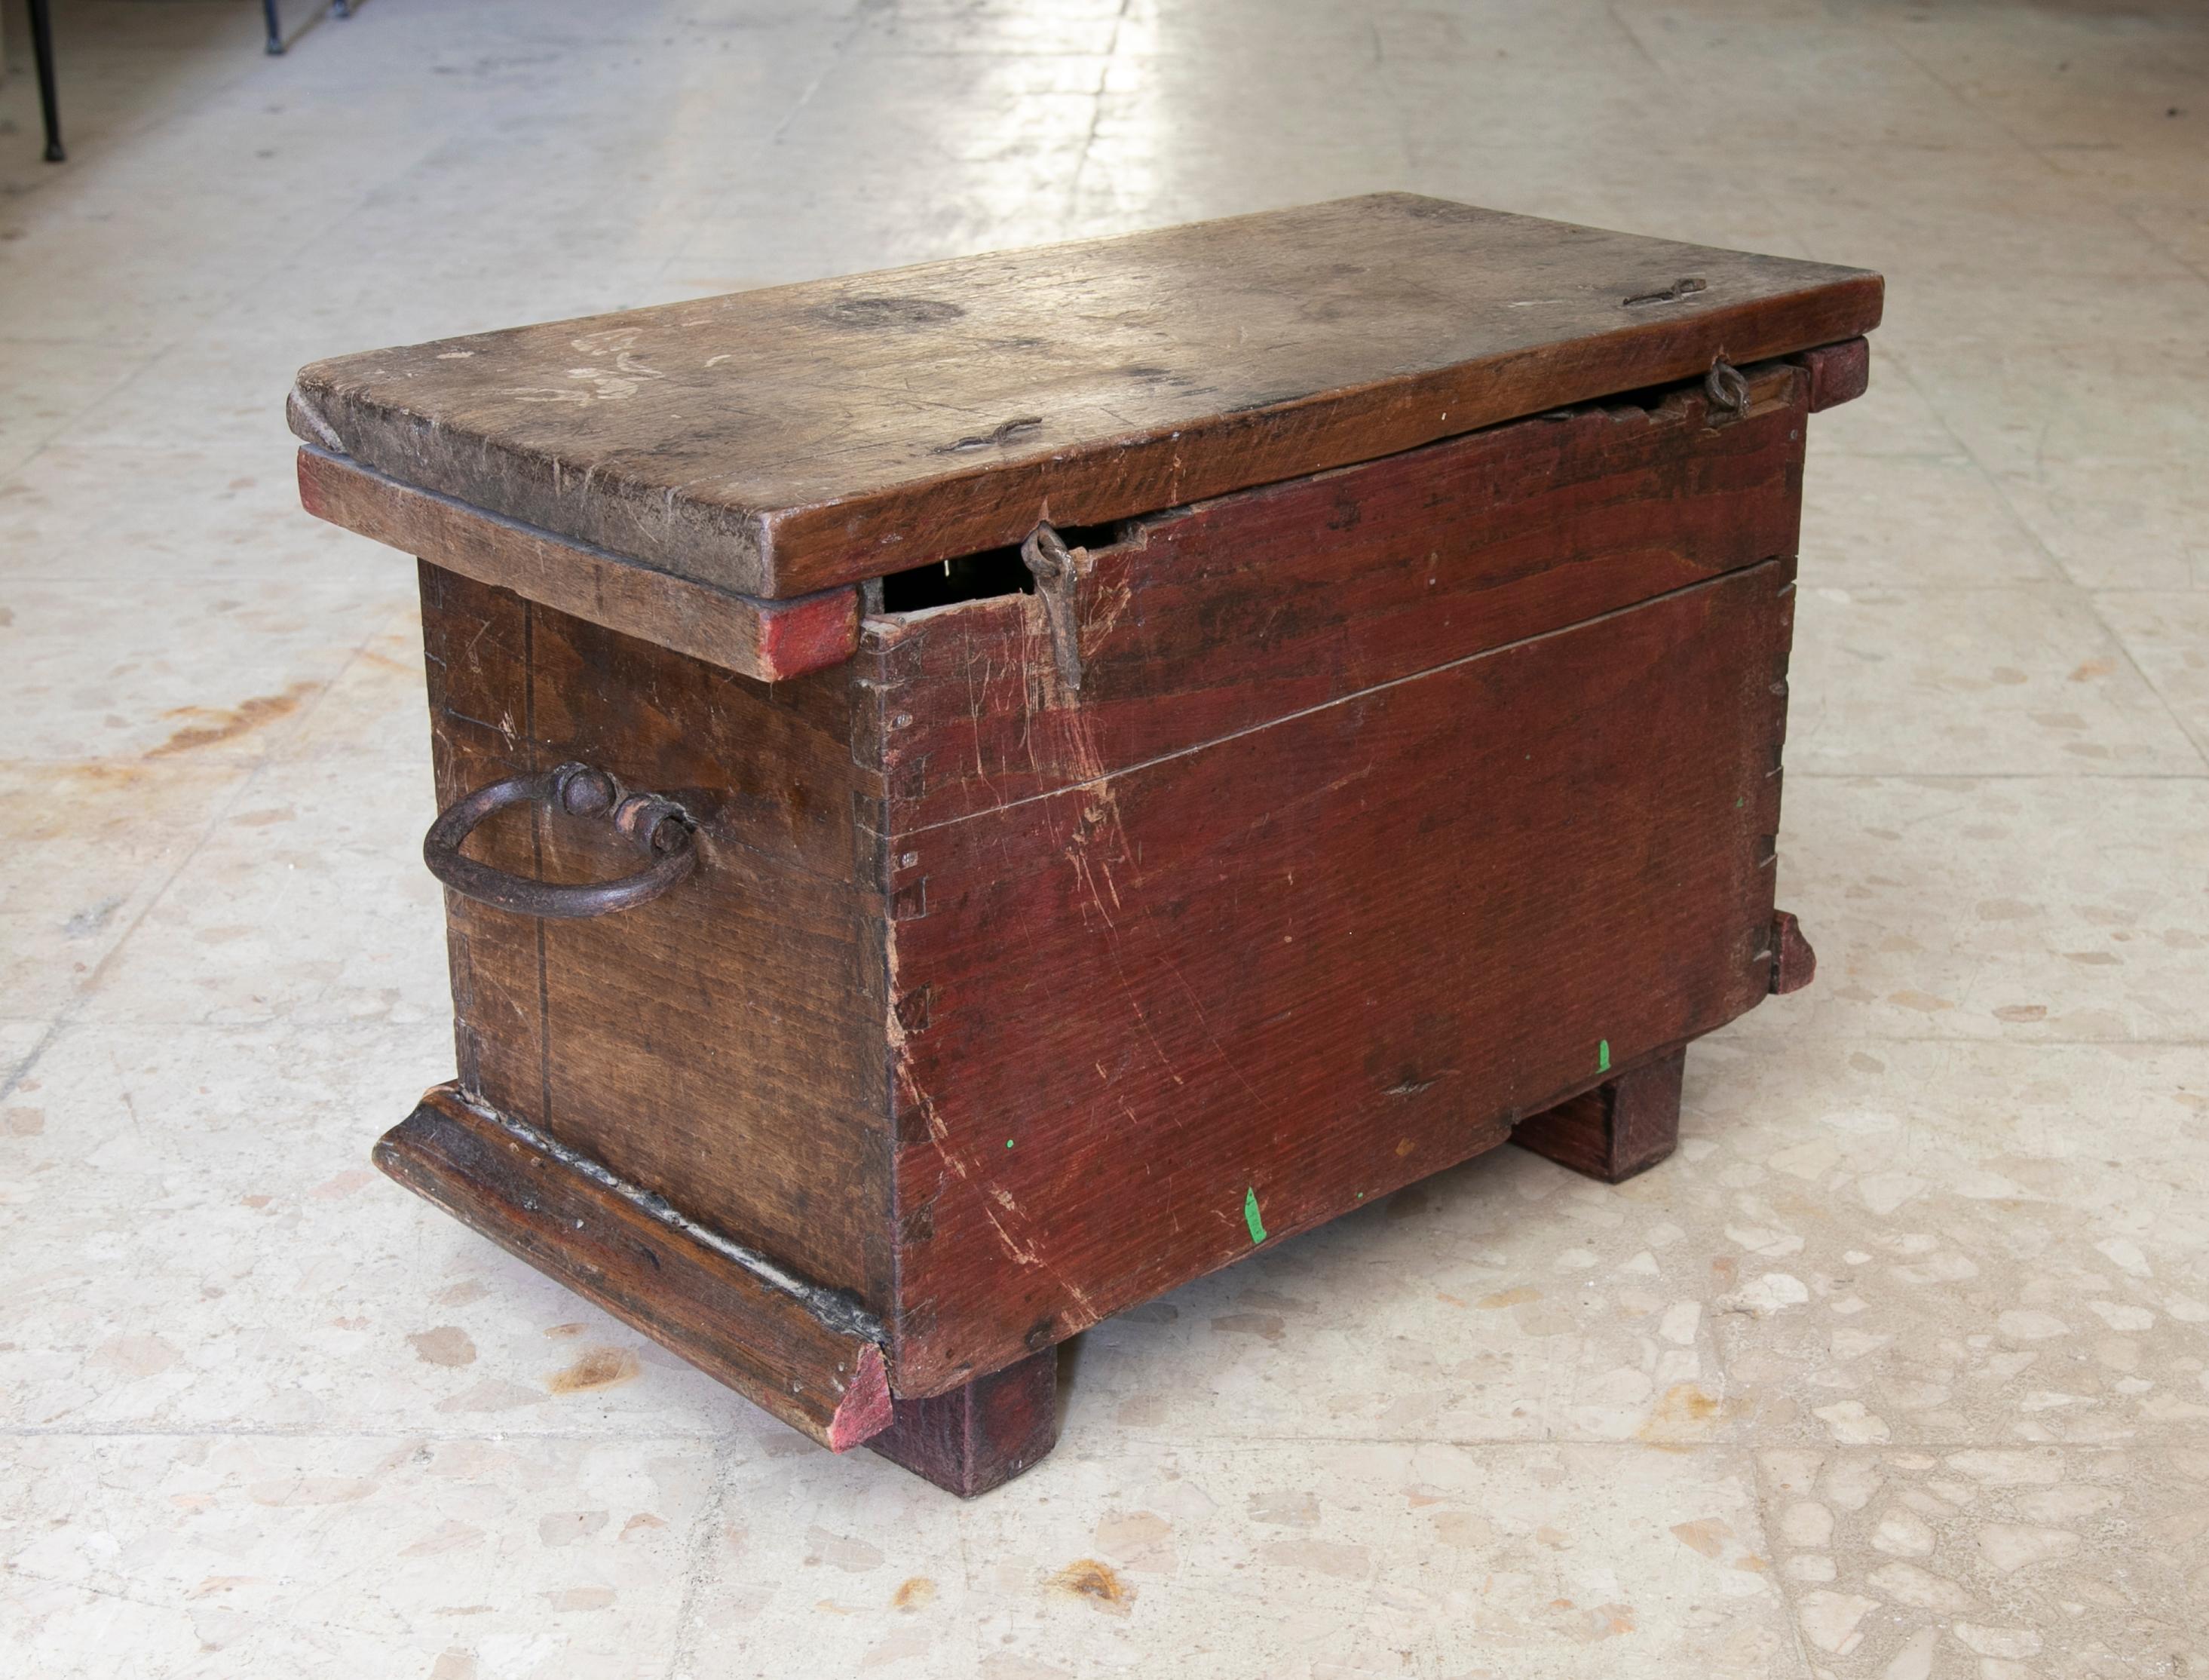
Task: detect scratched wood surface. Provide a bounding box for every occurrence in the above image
[866,361,1809,831]
[291,195,1879,597]
[878,559,1797,1396]
[421,565,894,1306]
[300,448,859,682]
[419,565,549,1127]
[377,1084,893,1451]
[389,330,1858,1444]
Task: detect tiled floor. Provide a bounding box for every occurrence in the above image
[3,2,2205,1676]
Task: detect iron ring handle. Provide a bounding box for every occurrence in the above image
[423,762,697,920]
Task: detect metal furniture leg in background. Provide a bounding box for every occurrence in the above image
[267,0,354,55]
[27,0,63,161]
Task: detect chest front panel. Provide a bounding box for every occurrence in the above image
[872,533,1797,1390]
[872,363,1806,832]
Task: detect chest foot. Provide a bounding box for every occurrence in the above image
[868,1347,1060,1497]
[1511,1045,1687,1185]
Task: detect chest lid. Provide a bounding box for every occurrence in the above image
[290,193,1880,602]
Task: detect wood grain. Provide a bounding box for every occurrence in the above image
[292,194,1880,597]
[1793,336,1872,412]
[880,559,1797,1396]
[421,566,894,1305]
[867,1347,1059,1496]
[376,1084,893,1452]
[419,565,547,1121]
[299,448,858,682]
[866,362,1809,830]
[1511,1046,1687,1184]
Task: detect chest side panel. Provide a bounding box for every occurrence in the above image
[421,566,893,1306]
[883,559,1795,1395]
[875,364,1805,832]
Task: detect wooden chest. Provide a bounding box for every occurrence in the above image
[292,195,1879,1495]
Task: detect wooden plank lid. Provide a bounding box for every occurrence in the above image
[290,194,1880,601]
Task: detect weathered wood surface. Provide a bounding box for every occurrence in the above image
[421,565,894,1307]
[864,363,1809,831]
[376,1084,893,1452]
[1511,1046,1687,1184]
[420,565,550,1129]
[868,1347,1059,1497]
[1793,336,1872,412]
[291,194,1880,598]
[1769,909,1818,995]
[880,559,1798,1396]
[299,447,857,682]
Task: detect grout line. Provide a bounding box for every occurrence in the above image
[1949,443,2209,774]
[1065,0,1135,224]
[661,1442,737,1680]
[1747,1446,1844,1680]
[0,762,262,1108]
[768,0,881,145]
[1852,5,2209,777]
[0,594,411,1107]
[0,1561,403,1648]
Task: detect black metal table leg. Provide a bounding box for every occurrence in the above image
[26,0,63,161]
[263,0,283,54]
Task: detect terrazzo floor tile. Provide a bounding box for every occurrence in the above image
[0,572,403,763]
[0,1433,713,1680]
[1803,345,1962,462]
[1996,459,2209,593]
[0,446,353,583]
[1893,336,2209,480]
[1785,584,2203,777]
[0,1021,50,1085]
[1797,456,2060,590]
[2091,591,2209,754]
[0,757,255,1023]
[1684,1037,2209,1446]
[1756,1442,2209,1678]
[75,753,449,1028]
[1066,1139,1743,1452]
[3,2,2206,1676]
[280,602,434,766]
[685,1440,1800,1680]
[0,341,154,479]
[1756,774,2209,1044]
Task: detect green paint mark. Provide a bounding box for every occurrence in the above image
[1598,1039,1611,1074]
[1005,1139,1016,1149]
[1736,795,1745,808]
[1243,1186,1268,1245]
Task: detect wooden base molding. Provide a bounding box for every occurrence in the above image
[375,1085,893,1453]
